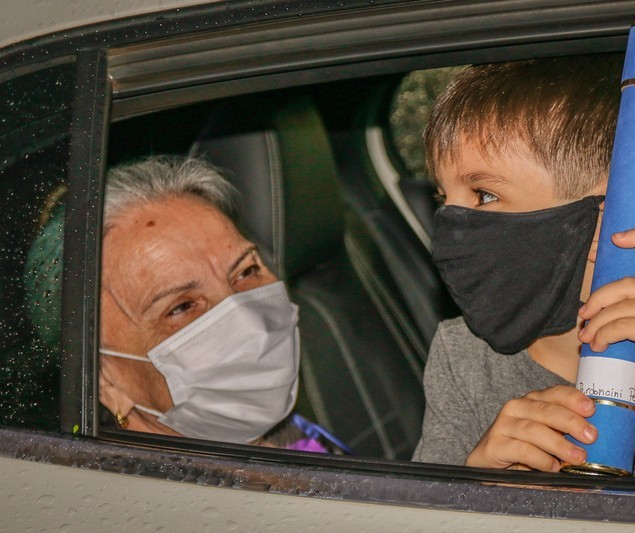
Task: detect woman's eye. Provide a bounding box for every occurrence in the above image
[237,263,261,281]
[167,301,194,317]
[229,249,268,288]
[477,190,498,206]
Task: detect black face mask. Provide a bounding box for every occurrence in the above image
[432,196,604,354]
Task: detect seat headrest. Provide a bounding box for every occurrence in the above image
[190,96,344,279]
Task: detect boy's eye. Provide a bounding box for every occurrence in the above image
[433,191,447,206]
[477,190,498,206]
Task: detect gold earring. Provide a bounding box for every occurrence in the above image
[115,411,129,429]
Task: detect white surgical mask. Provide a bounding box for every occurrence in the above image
[101,281,300,444]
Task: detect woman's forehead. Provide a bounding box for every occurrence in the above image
[110,196,242,242]
[102,196,249,284]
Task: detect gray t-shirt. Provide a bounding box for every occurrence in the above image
[412,317,570,466]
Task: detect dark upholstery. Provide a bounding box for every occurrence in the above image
[190,98,343,279]
[190,96,426,459]
[329,123,458,348]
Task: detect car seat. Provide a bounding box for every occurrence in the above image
[324,82,458,347]
[190,95,428,459]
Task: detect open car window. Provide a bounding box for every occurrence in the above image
[84,5,635,467]
[386,67,464,242]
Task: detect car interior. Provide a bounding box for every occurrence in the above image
[0,39,463,462]
[104,74,460,460]
[2,1,633,493]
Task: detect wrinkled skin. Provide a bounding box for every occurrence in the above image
[99,194,277,434]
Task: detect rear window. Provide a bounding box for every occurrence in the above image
[0,61,75,431]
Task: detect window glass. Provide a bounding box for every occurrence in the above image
[389,67,464,180]
[0,61,75,431]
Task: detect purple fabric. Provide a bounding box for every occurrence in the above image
[285,438,328,453]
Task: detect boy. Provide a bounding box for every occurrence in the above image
[412,54,635,471]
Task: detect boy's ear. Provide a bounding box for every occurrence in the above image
[587,181,608,196]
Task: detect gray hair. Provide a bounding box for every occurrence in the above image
[103,155,238,233]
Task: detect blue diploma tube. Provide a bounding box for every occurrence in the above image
[565,28,635,476]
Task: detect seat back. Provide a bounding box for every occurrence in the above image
[191,95,426,459]
[327,88,459,347]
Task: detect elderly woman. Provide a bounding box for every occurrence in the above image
[95,156,349,452]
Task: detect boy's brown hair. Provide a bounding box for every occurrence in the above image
[424,54,623,199]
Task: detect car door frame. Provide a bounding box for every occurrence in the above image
[3,0,635,527]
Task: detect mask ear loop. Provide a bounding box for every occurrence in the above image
[100,349,151,362]
[133,404,165,418]
[100,349,163,424]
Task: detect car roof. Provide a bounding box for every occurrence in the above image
[0,0,216,49]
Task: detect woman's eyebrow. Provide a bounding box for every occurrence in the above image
[144,280,200,312]
[228,244,258,274]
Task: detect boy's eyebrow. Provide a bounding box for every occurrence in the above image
[459,172,508,186]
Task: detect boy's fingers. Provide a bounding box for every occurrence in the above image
[524,385,595,417]
[476,438,562,472]
[467,387,596,471]
[580,277,635,318]
[584,315,635,352]
[468,401,591,470]
[612,228,635,248]
[503,396,597,445]
[466,431,561,472]
[579,297,635,334]
[499,405,591,463]
[492,389,596,468]
[500,426,587,469]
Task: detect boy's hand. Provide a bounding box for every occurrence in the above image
[465,385,597,471]
[578,228,635,351]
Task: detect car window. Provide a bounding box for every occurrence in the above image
[100,18,619,468]
[103,59,455,456]
[389,67,465,180]
[383,67,465,240]
[0,61,75,431]
[99,51,512,458]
